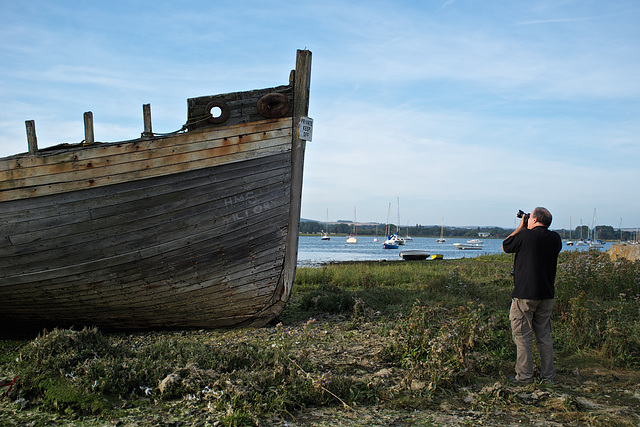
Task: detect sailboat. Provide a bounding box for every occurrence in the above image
[321,209,330,241]
[566,217,574,246]
[576,218,588,246]
[393,197,406,245]
[383,203,399,249]
[346,207,358,243]
[436,218,446,243]
[373,224,379,242]
[589,209,604,249]
[403,222,413,241]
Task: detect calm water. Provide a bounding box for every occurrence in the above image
[297,235,611,267]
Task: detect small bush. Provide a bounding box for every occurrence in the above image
[299,283,355,314]
[388,301,499,394]
[554,251,640,366]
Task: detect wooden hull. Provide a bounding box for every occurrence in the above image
[0,50,312,332]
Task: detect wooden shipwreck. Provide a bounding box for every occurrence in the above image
[0,50,312,332]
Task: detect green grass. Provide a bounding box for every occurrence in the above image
[2,252,639,425]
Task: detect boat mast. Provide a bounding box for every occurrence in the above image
[353,207,357,236]
[396,197,400,235]
[385,202,391,237]
[326,209,330,234]
[620,218,623,241]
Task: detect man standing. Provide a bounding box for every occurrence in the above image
[503,207,562,383]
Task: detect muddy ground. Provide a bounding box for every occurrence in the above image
[1,314,639,426]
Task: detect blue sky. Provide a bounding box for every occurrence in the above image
[1,1,639,229]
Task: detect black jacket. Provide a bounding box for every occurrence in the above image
[503,226,562,299]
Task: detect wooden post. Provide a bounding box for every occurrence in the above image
[142,104,153,137]
[83,111,95,145]
[281,49,312,299]
[25,120,38,154]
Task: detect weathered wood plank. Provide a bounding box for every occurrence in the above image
[282,49,313,302]
[1,151,288,218]
[3,166,290,253]
[25,120,38,154]
[4,160,288,284]
[0,118,291,174]
[0,124,293,200]
[187,85,293,130]
[83,112,94,144]
[142,104,152,137]
[1,247,286,327]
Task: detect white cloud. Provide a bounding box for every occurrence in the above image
[2,0,639,228]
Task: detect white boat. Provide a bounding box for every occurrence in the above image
[388,233,404,246]
[436,218,445,243]
[589,240,605,249]
[382,202,398,249]
[399,250,430,261]
[566,216,574,246]
[575,219,588,245]
[321,209,330,240]
[454,239,484,250]
[589,209,603,249]
[404,224,413,242]
[346,207,357,244]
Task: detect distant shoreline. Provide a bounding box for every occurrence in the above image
[299,232,622,242]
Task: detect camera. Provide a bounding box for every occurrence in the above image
[517,209,530,227]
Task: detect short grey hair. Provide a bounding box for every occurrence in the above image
[532,207,552,227]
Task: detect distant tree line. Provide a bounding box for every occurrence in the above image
[299,221,637,241]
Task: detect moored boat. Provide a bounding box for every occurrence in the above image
[382,202,398,249]
[399,250,430,260]
[566,217,574,245]
[383,236,400,249]
[453,239,485,250]
[0,50,313,332]
[346,207,358,243]
[321,209,330,240]
[436,218,445,243]
[589,239,605,249]
[589,209,604,249]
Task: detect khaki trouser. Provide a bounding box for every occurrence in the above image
[509,298,556,382]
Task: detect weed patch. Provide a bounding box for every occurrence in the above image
[2,253,639,425]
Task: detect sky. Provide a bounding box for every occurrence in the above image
[1,1,639,230]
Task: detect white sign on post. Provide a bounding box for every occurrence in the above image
[298,116,313,141]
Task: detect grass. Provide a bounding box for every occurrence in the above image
[1,252,639,426]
